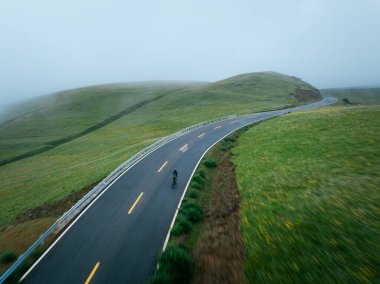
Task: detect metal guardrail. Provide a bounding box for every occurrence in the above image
[0,114,237,284]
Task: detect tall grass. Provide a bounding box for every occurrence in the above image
[233,105,380,282]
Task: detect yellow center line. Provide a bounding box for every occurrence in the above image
[128,192,144,215]
[85,262,100,284]
[157,160,168,173]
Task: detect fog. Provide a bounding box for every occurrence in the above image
[1,0,379,109]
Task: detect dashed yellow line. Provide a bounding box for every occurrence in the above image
[158,161,168,173]
[85,262,100,284]
[128,192,144,215]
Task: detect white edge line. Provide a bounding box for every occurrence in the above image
[19,117,238,282]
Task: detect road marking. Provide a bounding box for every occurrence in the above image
[231,120,240,124]
[214,126,222,129]
[197,133,205,138]
[128,192,144,215]
[158,161,168,173]
[85,262,100,284]
[179,144,189,152]
[20,130,180,283]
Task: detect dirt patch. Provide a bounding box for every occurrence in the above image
[192,153,244,284]
[293,88,322,102]
[0,217,56,273]
[13,179,103,225]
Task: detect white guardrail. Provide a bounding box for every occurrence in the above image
[0,114,237,283]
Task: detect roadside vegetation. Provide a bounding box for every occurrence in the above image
[233,105,380,282]
[0,72,321,270]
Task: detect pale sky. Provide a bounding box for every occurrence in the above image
[1,0,380,108]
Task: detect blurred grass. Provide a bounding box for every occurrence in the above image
[0,72,320,230]
[232,105,380,282]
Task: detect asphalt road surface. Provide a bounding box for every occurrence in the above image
[22,98,337,284]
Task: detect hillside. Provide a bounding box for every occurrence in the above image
[0,72,320,166]
[0,72,322,234]
[0,82,196,164]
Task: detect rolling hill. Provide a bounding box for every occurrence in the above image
[0,72,320,166]
[0,71,321,233]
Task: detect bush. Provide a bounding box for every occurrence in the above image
[203,159,217,168]
[181,202,204,222]
[221,143,233,152]
[171,215,192,236]
[226,136,237,142]
[197,169,206,178]
[187,189,199,199]
[342,98,353,104]
[151,243,193,284]
[1,250,17,264]
[191,180,205,190]
[192,174,204,184]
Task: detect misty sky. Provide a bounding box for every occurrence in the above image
[1,0,380,107]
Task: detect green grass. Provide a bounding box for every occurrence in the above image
[0,83,190,162]
[232,105,380,282]
[0,72,321,230]
[151,243,193,284]
[321,87,380,104]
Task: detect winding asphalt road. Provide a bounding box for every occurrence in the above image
[22,98,337,284]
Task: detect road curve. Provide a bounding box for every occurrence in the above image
[22,98,337,284]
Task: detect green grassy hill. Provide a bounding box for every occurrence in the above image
[0,82,196,163]
[0,72,320,166]
[0,72,322,263]
[233,105,380,282]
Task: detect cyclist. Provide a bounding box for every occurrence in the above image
[172,169,178,187]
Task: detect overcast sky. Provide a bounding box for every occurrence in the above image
[1,0,380,107]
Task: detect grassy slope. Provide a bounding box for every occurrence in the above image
[0,72,321,230]
[233,105,380,282]
[321,87,380,104]
[0,82,192,161]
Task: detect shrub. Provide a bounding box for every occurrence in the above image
[342,98,353,104]
[203,159,217,168]
[181,202,204,222]
[191,180,205,190]
[197,169,206,178]
[171,215,192,236]
[227,136,237,142]
[187,189,199,199]
[1,250,17,264]
[192,174,204,184]
[221,143,233,152]
[151,243,193,284]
